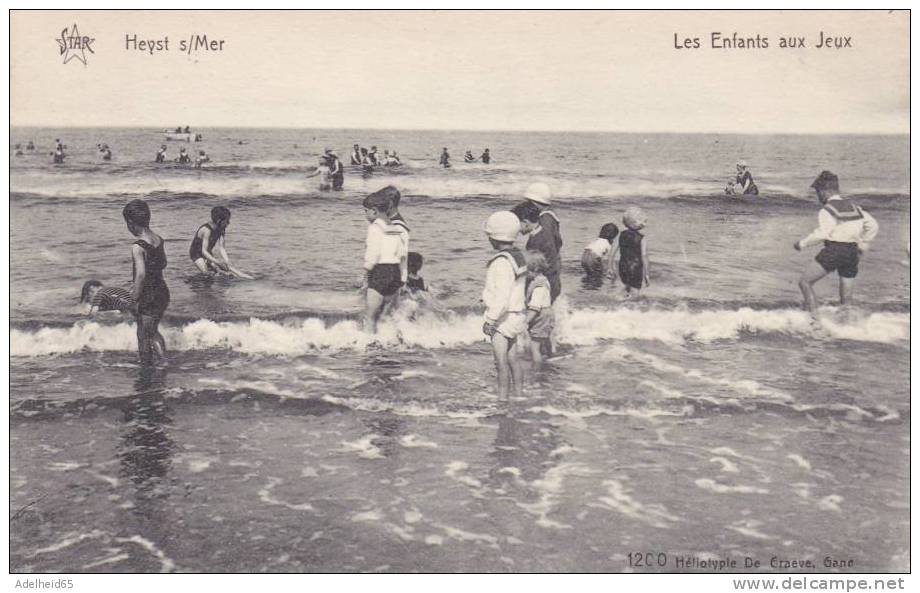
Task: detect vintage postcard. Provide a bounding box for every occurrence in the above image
[8,9,910,582]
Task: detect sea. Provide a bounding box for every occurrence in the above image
[8,128,910,573]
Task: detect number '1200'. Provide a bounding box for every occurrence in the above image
[627,552,668,568]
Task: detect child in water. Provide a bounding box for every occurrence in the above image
[362,189,408,333]
[80,280,135,315]
[482,211,528,398]
[123,199,169,364]
[305,156,332,190]
[405,252,427,295]
[581,222,619,278]
[610,206,650,297]
[524,251,555,367]
[189,206,254,279]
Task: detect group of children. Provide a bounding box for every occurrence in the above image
[80,204,252,364]
[479,182,650,397]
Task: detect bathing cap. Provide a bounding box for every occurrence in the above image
[623,206,647,230]
[484,211,521,242]
[523,182,552,205]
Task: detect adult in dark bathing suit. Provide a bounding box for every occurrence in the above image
[734,160,759,195]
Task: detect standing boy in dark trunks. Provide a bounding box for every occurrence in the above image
[794,171,879,313]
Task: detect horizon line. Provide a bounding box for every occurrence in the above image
[7,124,909,137]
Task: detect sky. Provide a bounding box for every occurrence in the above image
[10,10,909,134]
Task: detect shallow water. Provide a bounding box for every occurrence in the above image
[9,128,910,572]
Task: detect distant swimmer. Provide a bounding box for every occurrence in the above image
[794,171,879,313]
[155,145,167,163]
[439,147,451,168]
[52,138,65,163]
[611,206,650,297]
[326,150,344,190]
[385,150,402,167]
[464,150,476,163]
[176,147,191,164]
[189,206,254,279]
[123,199,169,365]
[305,155,332,190]
[175,126,182,133]
[80,280,135,315]
[184,126,190,134]
[195,150,210,168]
[480,148,491,164]
[729,160,759,195]
[26,140,34,151]
[14,144,23,156]
[368,146,380,166]
[100,144,112,161]
[350,144,363,165]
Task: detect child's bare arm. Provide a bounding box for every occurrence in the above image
[607,245,619,279]
[641,238,650,286]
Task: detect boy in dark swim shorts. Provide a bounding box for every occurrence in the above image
[794,171,879,313]
[362,187,408,333]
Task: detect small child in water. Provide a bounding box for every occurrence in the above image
[80,280,135,314]
[405,252,427,294]
[610,206,650,296]
[306,156,332,190]
[482,211,528,398]
[581,222,619,278]
[524,251,555,367]
[195,150,210,168]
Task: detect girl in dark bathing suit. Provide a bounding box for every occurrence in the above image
[610,206,650,297]
[189,206,253,278]
[123,199,169,364]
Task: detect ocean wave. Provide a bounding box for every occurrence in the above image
[9,305,909,357]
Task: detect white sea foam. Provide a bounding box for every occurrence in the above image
[10,305,908,357]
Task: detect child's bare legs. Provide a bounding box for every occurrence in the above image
[364,288,385,334]
[839,276,855,306]
[492,333,523,398]
[798,261,830,313]
[136,314,159,365]
[153,328,167,360]
[529,338,544,367]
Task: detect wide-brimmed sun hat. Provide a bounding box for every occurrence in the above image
[523,182,552,205]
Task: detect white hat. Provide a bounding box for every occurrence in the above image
[737,160,747,168]
[523,182,552,205]
[484,211,521,242]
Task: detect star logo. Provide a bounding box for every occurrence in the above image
[56,24,95,66]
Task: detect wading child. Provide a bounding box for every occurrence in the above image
[523,182,563,302]
[482,211,527,398]
[524,251,555,367]
[610,206,650,297]
[306,156,332,191]
[581,222,619,278]
[362,189,408,333]
[405,252,427,295]
[794,170,878,312]
[80,280,135,315]
[189,206,254,279]
[123,199,169,364]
